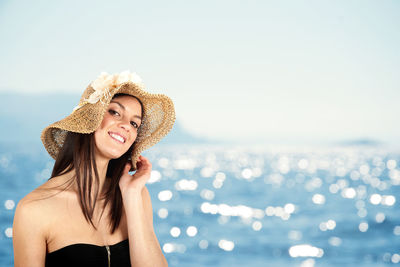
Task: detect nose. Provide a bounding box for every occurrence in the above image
[119,119,131,132]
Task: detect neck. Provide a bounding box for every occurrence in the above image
[65,156,111,200]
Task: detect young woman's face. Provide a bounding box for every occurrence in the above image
[94,95,142,160]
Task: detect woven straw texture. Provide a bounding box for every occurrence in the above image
[40,81,175,170]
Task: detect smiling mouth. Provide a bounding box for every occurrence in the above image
[108,132,126,144]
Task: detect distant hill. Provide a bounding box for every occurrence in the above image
[0,92,211,145]
[159,120,212,144]
[336,138,383,146]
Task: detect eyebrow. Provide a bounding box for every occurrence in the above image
[110,100,142,120]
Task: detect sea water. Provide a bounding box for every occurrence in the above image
[1,143,399,267]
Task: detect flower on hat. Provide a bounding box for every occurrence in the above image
[115,70,143,86]
[72,70,143,112]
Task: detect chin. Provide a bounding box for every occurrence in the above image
[96,148,126,161]
[111,154,125,160]
[109,150,128,160]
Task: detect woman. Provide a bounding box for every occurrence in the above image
[12,71,175,267]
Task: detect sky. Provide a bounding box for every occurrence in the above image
[0,0,399,144]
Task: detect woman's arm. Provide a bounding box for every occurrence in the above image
[13,197,47,267]
[119,156,168,267]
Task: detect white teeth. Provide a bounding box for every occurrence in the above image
[110,133,125,143]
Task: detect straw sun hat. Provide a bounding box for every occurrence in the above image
[40,70,175,170]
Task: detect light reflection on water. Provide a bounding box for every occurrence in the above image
[1,144,400,266]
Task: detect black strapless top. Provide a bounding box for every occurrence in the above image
[45,239,130,267]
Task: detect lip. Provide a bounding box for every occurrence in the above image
[108,131,127,143]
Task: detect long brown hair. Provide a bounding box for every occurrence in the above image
[49,93,143,233]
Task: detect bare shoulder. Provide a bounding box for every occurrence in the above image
[13,176,71,267]
[13,193,48,241]
[14,175,74,229]
[16,187,47,225]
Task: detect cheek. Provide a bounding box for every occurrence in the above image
[94,117,110,141]
[97,114,115,132]
[93,129,104,145]
[128,133,138,146]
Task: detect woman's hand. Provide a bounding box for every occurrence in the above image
[119,155,152,198]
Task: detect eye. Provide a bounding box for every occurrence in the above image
[131,121,139,129]
[109,109,120,116]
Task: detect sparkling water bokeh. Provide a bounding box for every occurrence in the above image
[1,143,399,266]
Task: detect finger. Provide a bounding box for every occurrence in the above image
[135,159,152,174]
[138,156,149,164]
[138,156,150,166]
